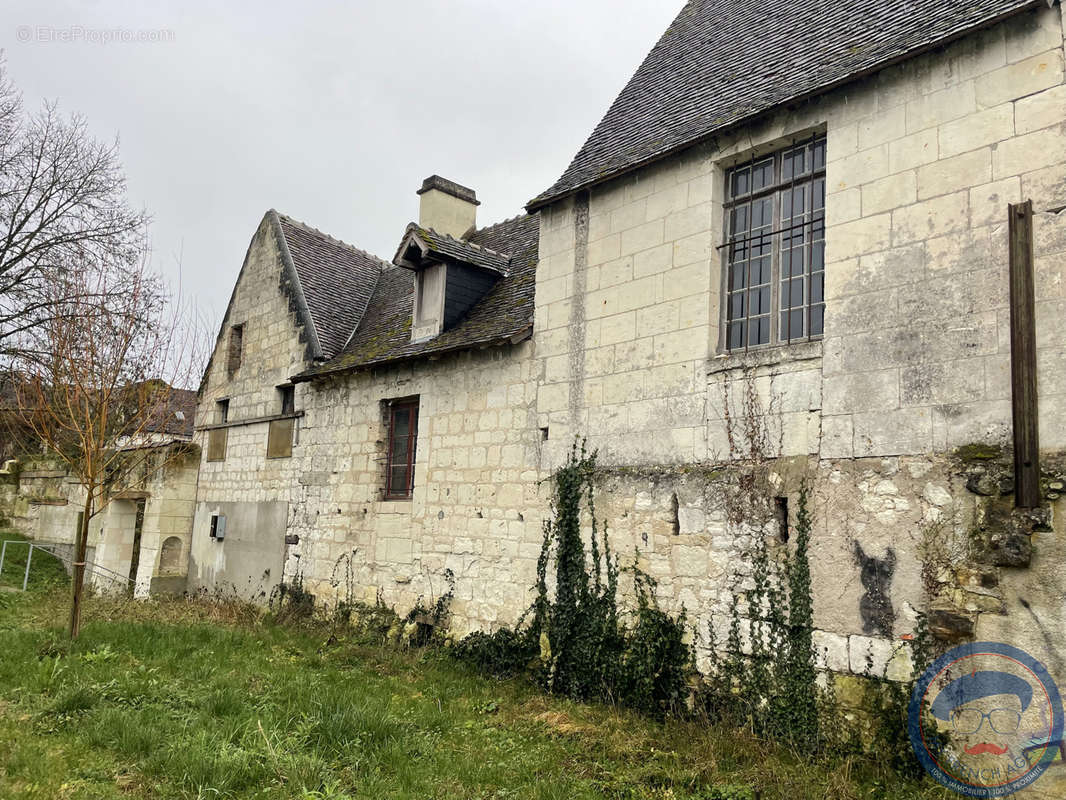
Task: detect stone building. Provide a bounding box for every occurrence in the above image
[4,388,199,597]
[191,0,1066,728]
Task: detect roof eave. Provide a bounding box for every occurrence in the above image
[525,0,1046,212]
[394,226,511,276]
[290,324,533,384]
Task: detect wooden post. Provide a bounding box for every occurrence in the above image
[1007,200,1041,508]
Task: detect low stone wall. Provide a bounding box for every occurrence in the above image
[0,473,16,524]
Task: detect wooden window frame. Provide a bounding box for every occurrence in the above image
[278,384,295,416]
[384,398,419,500]
[206,427,227,462]
[266,417,295,459]
[721,133,826,352]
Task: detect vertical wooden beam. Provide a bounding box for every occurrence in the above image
[1008,200,1041,508]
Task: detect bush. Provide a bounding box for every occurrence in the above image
[450,628,537,678]
[269,572,316,625]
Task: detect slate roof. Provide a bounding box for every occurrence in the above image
[142,387,197,438]
[296,213,539,379]
[397,224,512,275]
[273,212,390,359]
[0,377,196,440]
[528,0,1043,209]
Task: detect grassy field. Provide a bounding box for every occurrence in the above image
[0,531,952,800]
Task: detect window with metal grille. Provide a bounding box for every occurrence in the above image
[723,134,826,350]
[385,399,419,500]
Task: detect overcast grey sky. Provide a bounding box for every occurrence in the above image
[1,1,683,324]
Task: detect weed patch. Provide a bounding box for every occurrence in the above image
[0,526,951,799]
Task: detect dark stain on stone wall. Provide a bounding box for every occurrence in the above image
[852,542,896,637]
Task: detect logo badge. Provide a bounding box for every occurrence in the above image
[909,641,1064,796]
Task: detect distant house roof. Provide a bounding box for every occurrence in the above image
[394,224,512,276]
[143,387,198,438]
[272,212,390,360]
[528,0,1043,209]
[1,376,196,442]
[295,213,539,380]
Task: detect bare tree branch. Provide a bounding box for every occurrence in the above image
[2,246,208,637]
[0,56,148,363]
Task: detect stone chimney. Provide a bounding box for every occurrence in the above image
[417,175,479,238]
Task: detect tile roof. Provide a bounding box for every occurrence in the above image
[528,0,1043,209]
[273,212,390,359]
[396,224,512,275]
[142,387,197,438]
[296,213,539,379]
[0,376,196,441]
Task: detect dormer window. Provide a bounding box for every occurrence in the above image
[394,223,510,344]
[411,263,446,342]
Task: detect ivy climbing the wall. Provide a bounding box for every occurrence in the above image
[705,482,820,748]
[452,440,692,717]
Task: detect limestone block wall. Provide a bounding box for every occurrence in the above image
[586,457,973,673]
[535,151,715,467]
[5,446,197,596]
[92,499,139,593]
[194,215,313,434]
[189,213,548,628]
[190,214,318,595]
[8,463,75,539]
[526,0,1066,702]
[186,6,1066,713]
[285,343,545,632]
[135,447,200,596]
[1032,208,1066,446]
[818,5,1066,458]
[535,3,1066,469]
[0,472,16,522]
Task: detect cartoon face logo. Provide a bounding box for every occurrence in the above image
[934,671,1030,757]
[909,643,1064,797]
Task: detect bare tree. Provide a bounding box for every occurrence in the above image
[6,251,206,638]
[0,55,147,363]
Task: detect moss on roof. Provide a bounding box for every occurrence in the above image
[296,213,539,380]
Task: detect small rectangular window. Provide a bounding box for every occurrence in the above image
[267,418,294,459]
[217,399,230,423]
[385,399,419,499]
[278,385,295,415]
[723,134,826,350]
[226,324,244,376]
[207,428,227,462]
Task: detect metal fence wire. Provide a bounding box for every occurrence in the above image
[0,540,132,591]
